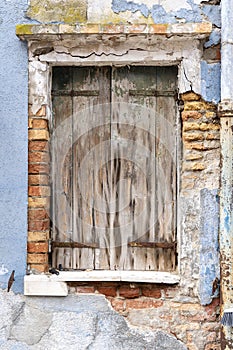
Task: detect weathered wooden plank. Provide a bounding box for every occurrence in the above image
[72,67,111,270]
[52,65,178,273]
[111,66,158,270]
[52,67,73,269]
[155,66,177,271]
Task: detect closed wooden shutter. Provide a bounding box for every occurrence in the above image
[51,66,178,272]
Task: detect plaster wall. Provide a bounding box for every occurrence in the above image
[0,0,32,293]
[0,0,223,348]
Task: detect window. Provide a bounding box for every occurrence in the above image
[51,66,178,273]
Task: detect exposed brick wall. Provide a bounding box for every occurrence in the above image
[28,104,50,272]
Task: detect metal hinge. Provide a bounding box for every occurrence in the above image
[52,241,99,249]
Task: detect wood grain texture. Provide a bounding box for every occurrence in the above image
[51,66,178,272]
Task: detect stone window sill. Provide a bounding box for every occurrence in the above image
[24,271,180,296]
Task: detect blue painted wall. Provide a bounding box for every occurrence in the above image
[199,189,220,305]
[201,61,221,104]
[0,0,31,293]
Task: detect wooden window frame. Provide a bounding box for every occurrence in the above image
[20,24,211,295]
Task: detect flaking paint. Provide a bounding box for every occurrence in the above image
[201,61,221,104]
[199,189,220,305]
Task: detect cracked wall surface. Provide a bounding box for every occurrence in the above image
[0,290,187,350]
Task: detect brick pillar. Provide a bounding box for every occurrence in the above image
[181,92,219,179]
[28,104,50,272]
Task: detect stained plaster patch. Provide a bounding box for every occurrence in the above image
[27,0,87,24]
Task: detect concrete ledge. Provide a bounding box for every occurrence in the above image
[24,276,68,296]
[16,22,212,40]
[24,271,180,296]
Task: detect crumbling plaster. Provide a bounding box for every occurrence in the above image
[0,289,187,350]
[27,0,220,26]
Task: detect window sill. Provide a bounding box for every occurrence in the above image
[16,23,212,41]
[24,271,180,296]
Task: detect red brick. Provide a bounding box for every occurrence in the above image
[141,287,161,298]
[27,253,48,264]
[28,209,49,221]
[28,231,49,241]
[181,111,202,121]
[109,298,125,312]
[28,152,49,163]
[28,242,48,253]
[96,286,117,297]
[28,129,49,141]
[29,141,49,152]
[28,164,49,174]
[163,286,179,298]
[28,186,50,197]
[28,220,50,231]
[28,197,49,209]
[126,298,163,309]
[119,285,140,298]
[28,118,48,129]
[76,286,95,293]
[28,174,49,185]
[29,264,49,273]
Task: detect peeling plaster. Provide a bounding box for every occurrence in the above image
[199,189,220,305]
[204,28,221,48]
[0,291,187,350]
[111,0,219,25]
[28,35,202,97]
[29,61,49,114]
[202,4,221,27]
[201,60,221,103]
[112,0,150,17]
